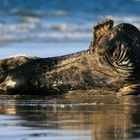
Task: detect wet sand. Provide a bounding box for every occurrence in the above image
[0,94,140,140]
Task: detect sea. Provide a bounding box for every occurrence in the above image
[0,0,140,57]
[0,0,140,140]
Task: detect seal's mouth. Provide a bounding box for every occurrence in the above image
[97,30,139,71]
[106,43,134,70]
[109,43,121,60]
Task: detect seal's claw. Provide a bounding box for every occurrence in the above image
[93,18,114,41]
[116,84,140,96]
[89,18,114,52]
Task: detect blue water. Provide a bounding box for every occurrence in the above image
[0,0,140,44]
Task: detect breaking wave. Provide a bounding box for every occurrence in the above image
[0,0,140,44]
[0,15,140,44]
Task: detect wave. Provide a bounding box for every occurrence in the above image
[45,23,91,32]
[0,30,91,43]
[0,21,92,43]
[106,15,140,29]
[0,15,139,43]
[46,10,69,17]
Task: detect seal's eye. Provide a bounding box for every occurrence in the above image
[110,45,120,59]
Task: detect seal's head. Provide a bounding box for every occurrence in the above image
[91,19,140,72]
[90,19,140,95]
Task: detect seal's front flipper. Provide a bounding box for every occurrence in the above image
[89,19,114,52]
[116,84,140,96]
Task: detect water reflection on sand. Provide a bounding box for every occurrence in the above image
[0,94,140,140]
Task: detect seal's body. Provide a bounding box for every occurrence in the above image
[0,19,140,96]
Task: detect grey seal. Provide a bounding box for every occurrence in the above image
[0,19,140,96]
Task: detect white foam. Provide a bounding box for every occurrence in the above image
[104,15,140,29]
[0,15,139,43]
[7,54,36,59]
[47,10,69,16]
